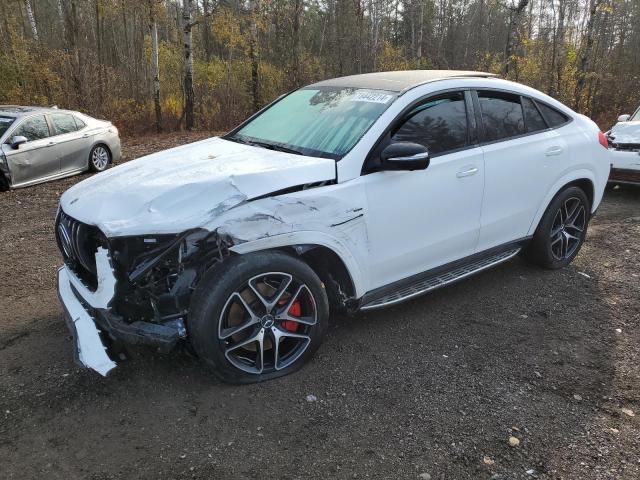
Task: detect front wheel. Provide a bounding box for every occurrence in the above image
[89,145,111,172]
[524,186,590,269]
[189,251,329,383]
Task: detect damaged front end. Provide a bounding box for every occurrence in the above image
[56,209,230,376]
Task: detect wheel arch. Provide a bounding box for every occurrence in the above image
[228,232,365,301]
[527,171,596,237]
[282,245,357,312]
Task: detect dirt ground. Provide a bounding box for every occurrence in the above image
[1,132,638,479]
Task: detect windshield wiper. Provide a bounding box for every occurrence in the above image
[229,136,303,156]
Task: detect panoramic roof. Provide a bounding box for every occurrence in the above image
[309,70,498,93]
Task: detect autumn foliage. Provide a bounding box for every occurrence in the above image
[1,0,639,134]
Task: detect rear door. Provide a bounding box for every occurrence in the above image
[48,113,91,172]
[1,114,58,185]
[475,90,569,252]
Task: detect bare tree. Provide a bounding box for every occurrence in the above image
[150,0,162,133]
[249,0,260,111]
[182,0,196,130]
[24,0,38,42]
[502,0,530,76]
[574,0,602,110]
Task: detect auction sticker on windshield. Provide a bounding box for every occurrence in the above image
[350,90,394,104]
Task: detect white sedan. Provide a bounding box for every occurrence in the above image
[55,70,610,382]
[0,106,121,190]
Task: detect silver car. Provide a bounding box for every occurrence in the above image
[0,106,121,190]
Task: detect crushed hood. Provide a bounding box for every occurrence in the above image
[609,121,640,145]
[60,137,336,237]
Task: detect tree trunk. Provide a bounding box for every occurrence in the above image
[416,1,425,62]
[574,0,601,111]
[24,0,38,42]
[502,0,530,77]
[57,0,66,46]
[150,2,162,133]
[249,0,260,112]
[182,0,195,131]
[291,0,303,87]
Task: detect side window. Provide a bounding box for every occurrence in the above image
[74,116,86,129]
[13,115,50,142]
[50,113,78,135]
[391,92,468,155]
[478,91,525,142]
[521,97,547,133]
[536,102,569,128]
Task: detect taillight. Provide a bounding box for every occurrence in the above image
[598,131,609,149]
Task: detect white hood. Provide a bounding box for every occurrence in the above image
[60,137,336,237]
[609,121,640,145]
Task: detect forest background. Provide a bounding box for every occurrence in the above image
[2,0,638,134]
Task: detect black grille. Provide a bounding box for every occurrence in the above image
[612,143,640,152]
[55,210,107,290]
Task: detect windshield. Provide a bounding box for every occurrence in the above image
[0,116,15,140]
[631,106,640,122]
[228,87,397,159]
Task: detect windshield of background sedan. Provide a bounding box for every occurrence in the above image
[229,87,397,159]
[0,116,15,139]
[631,107,640,122]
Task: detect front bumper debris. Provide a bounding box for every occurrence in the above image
[57,247,186,376]
[58,266,117,376]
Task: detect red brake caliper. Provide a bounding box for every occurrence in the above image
[278,299,301,332]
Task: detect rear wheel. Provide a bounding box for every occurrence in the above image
[524,186,590,269]
[189,251,328,383]
[89,145,111,172]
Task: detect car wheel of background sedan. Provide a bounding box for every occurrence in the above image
[524,186,590,269]
[89,145,111,172]
[189,251,329,384]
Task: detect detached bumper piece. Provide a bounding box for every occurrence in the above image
[58,267,117,376]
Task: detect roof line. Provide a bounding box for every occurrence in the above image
[399,73,499,95]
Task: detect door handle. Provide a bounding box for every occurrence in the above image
[456,166,479,178]
[82,134,89,138]
[47,141,56,147]
[545,146,563,156]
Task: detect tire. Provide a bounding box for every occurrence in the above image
[0,174,9,192]
[524,186,590,269]
[89,144,111,172]
[189,251,329,384]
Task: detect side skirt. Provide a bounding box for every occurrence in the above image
[359,239,529,311]
[10,167,86,189]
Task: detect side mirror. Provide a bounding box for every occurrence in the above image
[617,114,630,123]
[10,136,28,149]
[380,142,430,171]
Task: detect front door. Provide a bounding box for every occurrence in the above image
[363,91,485,290]
[2,114,58,186]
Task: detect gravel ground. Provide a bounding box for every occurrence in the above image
[0,133,638,479]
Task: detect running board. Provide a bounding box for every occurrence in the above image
[360,247,521,311]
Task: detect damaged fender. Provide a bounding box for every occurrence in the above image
[205,183,370,297]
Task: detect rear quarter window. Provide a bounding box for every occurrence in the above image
[536,102,570,128]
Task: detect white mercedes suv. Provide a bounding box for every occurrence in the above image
[56,70,610,382]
